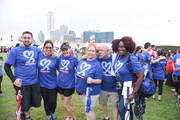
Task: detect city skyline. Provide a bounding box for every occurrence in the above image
[1,0,180,46]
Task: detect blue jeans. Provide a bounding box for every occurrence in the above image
[118,94,133,120]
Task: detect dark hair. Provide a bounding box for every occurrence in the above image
[15,43,20,47]
[134,46,142,55]
[144,42,151,49]
[157,50,163,56]
[112,39,120,52]
[43,40,54,48]
[163,51,168,56]
[112,36,136,53]
[151,44,155,48]
[22,31,33,38]
[60,42,70,49]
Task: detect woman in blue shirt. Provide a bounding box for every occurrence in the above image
[134,46,143,62]
[37,40,59,120]
[58,42,78,120]
[112,36,144,120]
[152,50,167,101]
[75,43,103,120]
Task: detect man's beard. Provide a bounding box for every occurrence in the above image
[23,43,31,48]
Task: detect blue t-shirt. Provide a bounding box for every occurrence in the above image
[75,58,103,95]
[136,52,142,62]
[5,45,41,86]
[152,57,167,80]
[142,51,152,75]
[172,53,180,76]
[58,54,78,88]
[0,60,2,76]
[97,54,116,92]
[113,53,142,82]
[37,52,58,89]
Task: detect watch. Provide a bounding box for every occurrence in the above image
[132,91,137,96]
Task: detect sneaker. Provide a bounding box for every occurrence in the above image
[171,89,176,91]
[145,97,149,101]
[176,100,180,106]
[71,117,76,120]
[51,113,57,120]
[102,117,110,120]
[0,93,5,97]
[65,117,71,120]
[47,116,52,120]
[152,98,155,100]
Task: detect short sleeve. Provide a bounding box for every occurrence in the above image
[172,55,176,62]
[5,48,17,65]
[130,55,143,74]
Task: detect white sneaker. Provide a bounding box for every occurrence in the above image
[0,93,5,97]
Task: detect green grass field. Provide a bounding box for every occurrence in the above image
[0,53,180,120]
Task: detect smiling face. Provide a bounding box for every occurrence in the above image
[61,48,70,58]
[22,33,33,48]
[118,41,127,58]
[86,46,96,60]
[43,43,53,56]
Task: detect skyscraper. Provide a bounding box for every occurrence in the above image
[38,30,45,43]
[47,12,55,39]
[59,25,68,42]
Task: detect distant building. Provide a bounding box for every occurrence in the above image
[59,25,68,42]
[38,30,45,43]
[50,30,60,41]
[47,12,55,39]
[83,31,114,43]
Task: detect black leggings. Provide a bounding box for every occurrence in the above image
[0,76,3,93]
[174,76,180,95]
[41,87,57,116]
[154,79,164,95]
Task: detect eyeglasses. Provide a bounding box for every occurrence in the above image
[118,46,125,49]
[44,47,52,49]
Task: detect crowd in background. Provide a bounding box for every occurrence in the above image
[0,31,180,120]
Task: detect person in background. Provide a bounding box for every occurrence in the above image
[112,36,144,120]
[152,50,167,101]
[37,40,58,120]
[165,52,174,87]
[172,49,180,106]
[97,43,119,120]
[58,42,78,120]
[75,43,103,120]
[0,58,4,97]
[134,46,143,62]
[149,44,158,59]
[142,42,166,78]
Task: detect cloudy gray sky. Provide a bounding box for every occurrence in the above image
[0,0,180,46]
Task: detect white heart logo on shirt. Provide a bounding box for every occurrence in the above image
[40,59,51,71]
[60,60,70,70]
[101,61,111,74]
[114,60,123,73]
[23,50,35,63]
[77,62,91,76]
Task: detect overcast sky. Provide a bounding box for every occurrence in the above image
[0,0,180,46]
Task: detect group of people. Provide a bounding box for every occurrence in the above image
[1,31,180,120]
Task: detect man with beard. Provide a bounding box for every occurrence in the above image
[4,31,41,120]
[97,43,119,120]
